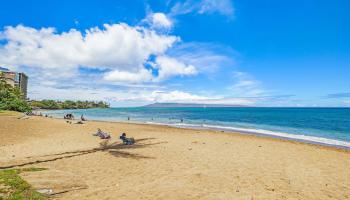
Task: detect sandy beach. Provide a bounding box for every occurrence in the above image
[0,114,349,200]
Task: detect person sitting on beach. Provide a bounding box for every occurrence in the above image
[64,113,74,120]
[119,133,135,145]
[120,132,127,141]
[81,114,86,121]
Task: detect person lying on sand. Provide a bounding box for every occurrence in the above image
[93,128,111,139]
[119,133,135,145]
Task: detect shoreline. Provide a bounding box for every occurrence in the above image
[90,119,350,153]
[46,113,350,151]
[147,121,350,150]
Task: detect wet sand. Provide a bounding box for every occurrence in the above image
[0,115,349,199]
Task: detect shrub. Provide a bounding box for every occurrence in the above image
[0,78,31,112]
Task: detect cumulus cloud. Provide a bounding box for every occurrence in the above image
[0,24,177,69]
[170,0,234,18]
[154,56,197,81]
[103,69,153,83]
[101,55,198,83]
[0,23,199,84]
[145,12,173,30]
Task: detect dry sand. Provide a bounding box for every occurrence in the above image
[0,114,349,200]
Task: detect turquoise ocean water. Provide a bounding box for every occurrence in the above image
[42,107,350,149]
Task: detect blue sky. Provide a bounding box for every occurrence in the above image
[0,0,349,107]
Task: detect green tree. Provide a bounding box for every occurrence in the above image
[0,76,31,112]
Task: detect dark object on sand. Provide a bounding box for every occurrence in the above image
[93,128,111,139]
[119,133,135,145]
[81,114,87,121]
[64,113,74,120]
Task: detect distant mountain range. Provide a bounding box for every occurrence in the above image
[144,103,247,108]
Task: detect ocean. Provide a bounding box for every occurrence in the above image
[42,107,350,149]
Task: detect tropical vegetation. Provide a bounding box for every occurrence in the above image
[0,73,31,112]
[29,100,110,110]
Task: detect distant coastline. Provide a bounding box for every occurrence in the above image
[143,102,248,108]
[30,100,110,110]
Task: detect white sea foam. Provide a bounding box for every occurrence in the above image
[146,121,350,149]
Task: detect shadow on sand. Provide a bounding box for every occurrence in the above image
[100,137,167,160]
[0,137,166,169]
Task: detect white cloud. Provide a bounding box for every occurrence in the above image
[150,91,255,105]
[153,90,206,102]
[113,90,204,102]
[145,12,173,30]
[114,90,254,106]
[101,55,197,83]
[0,24,200,84]
[229,71,265,97]
[167,42,237,74]
[0,24,177,70]
[154,56,197,81]
[103,69,153,83]
[170,0,234,18]
[199,0,234,16]
[28,83,254,107]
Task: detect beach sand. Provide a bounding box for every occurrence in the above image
[0,115,349,200]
